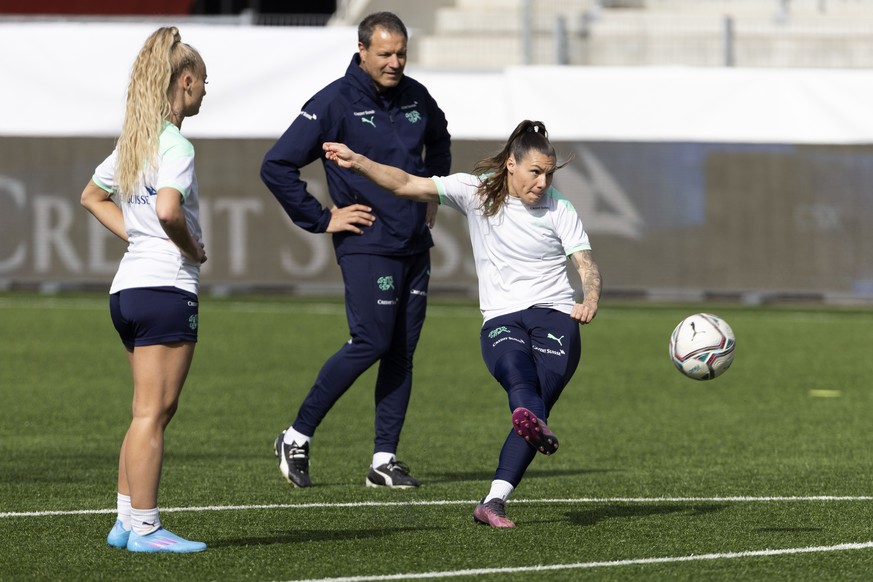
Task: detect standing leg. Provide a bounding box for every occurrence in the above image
[368,251,429,488]
[291,254,397,435]
[107,287,204,552]
[103,340,206,553]
[107,348,135,549]
[372,252,428,454]
[277,254,399,487]
[474,312,537,527]
[125,342,194,511]
[474,309,582,528]
[123,342,206,553]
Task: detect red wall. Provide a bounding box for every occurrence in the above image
[0,1,193,14]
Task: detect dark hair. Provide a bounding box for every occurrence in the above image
[358,12,408,47]
[471,120,560,216]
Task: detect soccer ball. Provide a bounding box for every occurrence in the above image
[669,313,736,380]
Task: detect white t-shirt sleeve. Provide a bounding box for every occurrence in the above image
[549,187,591,255]
[92,149,118,194]
[433,173,481,215]
[157,138,195,200]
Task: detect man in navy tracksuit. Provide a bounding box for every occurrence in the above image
[261,11,451,489]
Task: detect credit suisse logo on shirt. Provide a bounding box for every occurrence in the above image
[131,185,157,205]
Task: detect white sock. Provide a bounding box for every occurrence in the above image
[484,480,514,503]
[130,507,161,536]
[372,452,395,469]
[283,426,311,446]
[116,493,131,530]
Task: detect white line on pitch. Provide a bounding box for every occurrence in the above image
[3,495,873,519]
[285,541,873,582]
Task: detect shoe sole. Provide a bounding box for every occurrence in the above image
[126,529,206,553]
[365,477,418,489]
[127,542,207,553]
[512,407,559,455]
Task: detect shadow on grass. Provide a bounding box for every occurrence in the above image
[756,527,824,533]
[425,467,616,485]
[208,525,445,548]
[1,460,109,484]
[524,467,618,479]
[565,503,727,526]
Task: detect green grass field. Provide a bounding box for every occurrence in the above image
[3,293,873,581]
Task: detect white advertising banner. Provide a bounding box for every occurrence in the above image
[2,22,873,144]
[0,22,358,138]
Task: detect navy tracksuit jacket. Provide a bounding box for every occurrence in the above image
[260,54,452,259]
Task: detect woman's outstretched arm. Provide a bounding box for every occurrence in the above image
[323,142,440,203]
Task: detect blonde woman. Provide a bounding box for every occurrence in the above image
[80,26,208,553]
[324,120,602,528]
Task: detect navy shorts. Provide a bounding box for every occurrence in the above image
[109,286,199,349]
[480,307,582,409]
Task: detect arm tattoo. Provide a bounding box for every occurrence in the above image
[575,250,602,302]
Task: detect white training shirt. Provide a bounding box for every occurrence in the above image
[434,173,591,323]
[92,122,202,295]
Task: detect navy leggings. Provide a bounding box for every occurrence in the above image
[292,251,429,454]
[480,308,582,487]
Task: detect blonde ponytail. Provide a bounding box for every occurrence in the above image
[114,27,204,201]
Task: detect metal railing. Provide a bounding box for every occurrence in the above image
[515,0,873,68]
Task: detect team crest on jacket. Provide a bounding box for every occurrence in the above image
[405,110,421,123]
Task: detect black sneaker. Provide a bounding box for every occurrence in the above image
[365,460,420,489]
[274,431,311,488]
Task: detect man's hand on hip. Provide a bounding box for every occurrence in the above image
[327,204,375,234]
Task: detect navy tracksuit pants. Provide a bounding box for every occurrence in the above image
[292,251,430,455]
[480,308,582,487]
